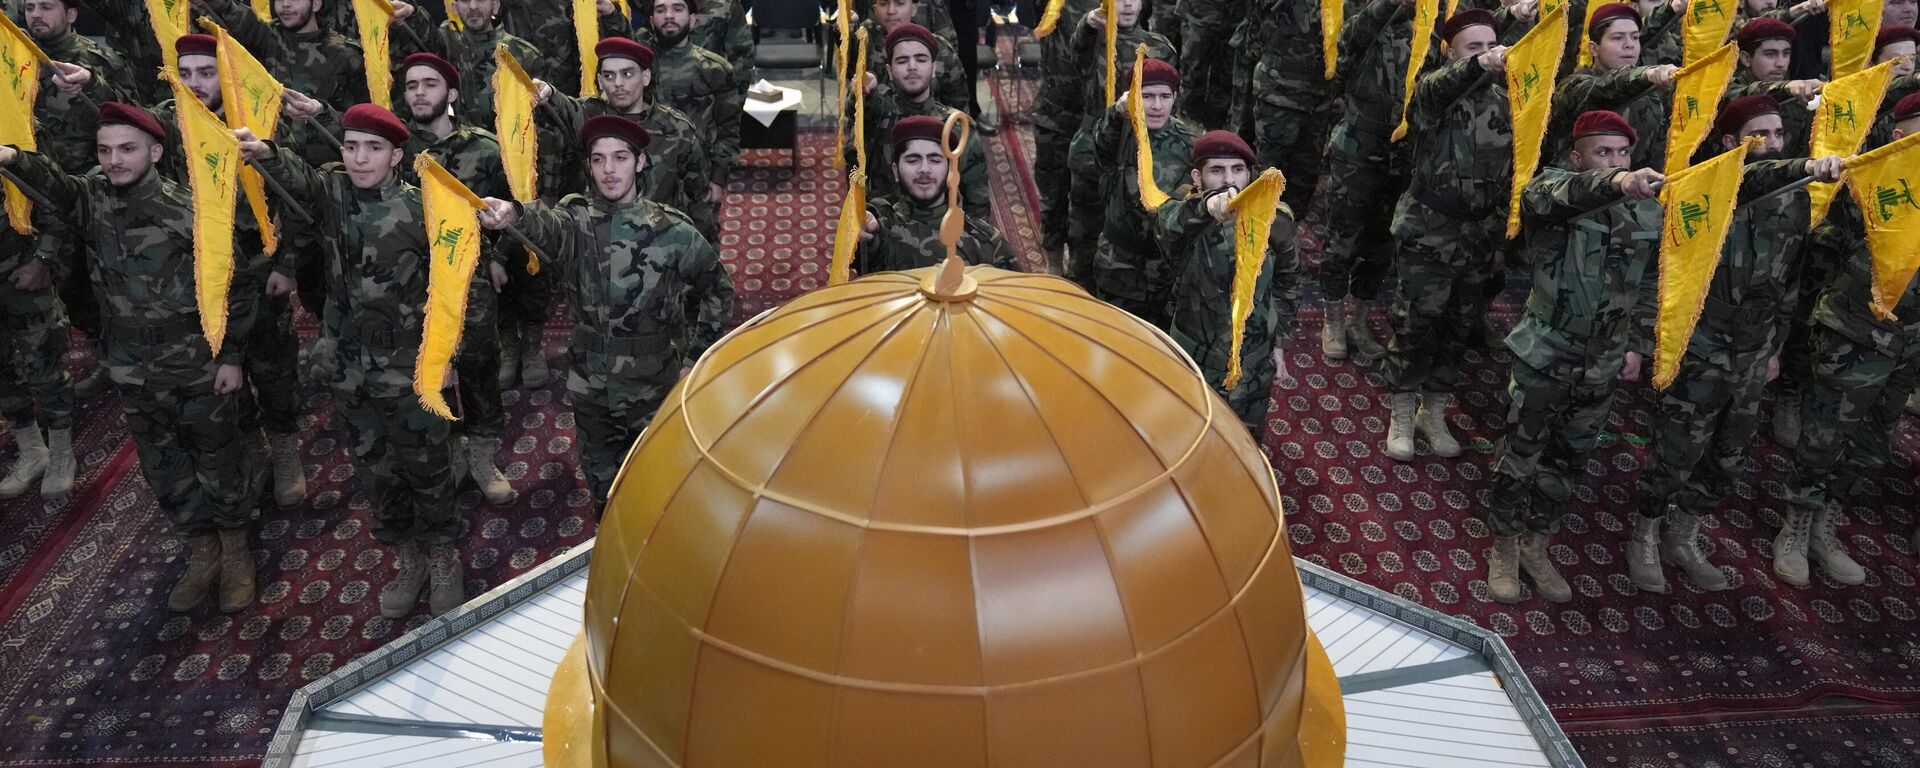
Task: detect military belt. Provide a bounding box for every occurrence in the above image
[107,314,203,346]
[574,329,673,356]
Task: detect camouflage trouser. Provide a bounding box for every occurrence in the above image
[1178,19,1235,126]
[1226,19,1258,135]
[1172,326,1276,434]
[499,252,555,329]
[1066,127,1106,287]
[43,228,99,339]
[1636,352,1769,518]
[1487,339,1626,537]
[1094,241,1171,329]
[1318,119,1404,302]
[1252,69,1330,212]
[288,233,330,322]
[1151,0,1184,49]
[1788,327,1920,513]
[118,374,255,536]
[0,281,75,431]
[568,349,682,504]
[454,283,503,439]
[336,385,459,546]
[1774,234,1843,399]
[1384,221,1497,394]
[242,295,302,436]
[1033,114,1075,256]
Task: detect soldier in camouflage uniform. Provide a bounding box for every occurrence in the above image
[1630,98,1845,594]
[199,0,368,109]
[1719,20,1822,157]
[2,104,262,613]
[496,0,585,95]
[242,103,492,618]
[1030,0,1102,272]
[848,24,990,222]
[643,0,741,207]
[1156,130,1301,432]
[1065,0,1174,289]
[1174,0,1239,127]
[690,0,754,93]
[1244,0,1331,213]
[1089,57,1197,326]
[853,0,971,113]
[855,115,1019,274]
[1382,10,1518,464]
[393,0,550,127]
[91,0,170,103]
[0,210,74,500]
[1546,4,1677,171]
[854,0,957,40]
[477,115,735,504]
[1776,99,1920,586]
[1486,111,1664,605]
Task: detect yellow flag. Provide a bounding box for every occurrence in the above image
[829,30,870,286]
[1506,7,1569,239]
[575,0,601,97]
[494,46,541,273]
[1808,59,1894,227]
[834,0,852,169]
[0,14,47,235]
[1678,0,1736,65]
[1102,0,1118,105]
[1577,0,1629,69]
[1224,168,1286,390]
[205,20,284,255]
[1321,0,1343,80]
[414,154,488,420]
[1392,0,1439,142]
[1034,0,1067,37]
[146,0,191,73]
[163,72,243,359]
[1662,42,1736,179]
[250,0,272,22]
[445,0,463,31]
[1129,44,1170,211]
[354,0,396,110]
[1844,130,1920,320]
[1829,0,1883,79]
[1652,137,1753,389]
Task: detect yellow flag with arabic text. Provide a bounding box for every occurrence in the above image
[575,0,602,97]
[1662,42,1736,179]
[1507,6,1569,239]
[0,14,47,235]
[1808,59,1894,228]
[1129,43,1170,211]
[1679,0,1736,65]
[1392,0,1439,142]
[146,0,190,73]
[1845,130,1920,320]
[494,46,541,273]
[829,29,870,286]
[354,0,395,109]
[414,154,489,420]
[165,72,243,359]
[1653,137,1753,389]
[207,20,283,255]
[1577,0,1628,69]
[1224,168,1286,390]
[1322,0,1343,80]
[1829,0,1883,79]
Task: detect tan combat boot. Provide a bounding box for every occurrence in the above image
[466,437,516,505]
[1519,532,1573,603]
[1489,535,1523,603]
[1809,505,1866,585]
[496,324,521,389]
[1384,393,1418,461]
[1625,514,1667,593]
[216,527,256,612]
[1320,300,1348,360]
[269,433,306,508]
[1662,509,1730,591]
[380,544,428,618]
[519,324,550,388]
[1415,393,1462,458]
[1,426,49,500]
[1343,298,1387,360]
[40,428,75,497]
[1772,507,1814,587]
[427,544,465,615]
[168,535,223,611]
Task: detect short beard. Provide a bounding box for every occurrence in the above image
[411,97,452,123]
[656,26,688,48]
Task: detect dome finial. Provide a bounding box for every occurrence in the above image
[923,112,976,301]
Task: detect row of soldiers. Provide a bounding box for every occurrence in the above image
[0,0,755,619]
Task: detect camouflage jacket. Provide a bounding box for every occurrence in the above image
[1510,166,1662,367]
[844,86,990,222]
[31,29,134,174]
[1332,0,1430,134]
[499,0,582,92]
[1069,20,1176,122]
[402,121,511,200]
[5,154,259,380]
[856,193,1018,275]
[1807,194,1920,356]
[1391,55,1513,239]
[648,38,742,179]
[91,0,173,103]
[256,146,492,396]
[691,0,755,94]
[1867,73,1920,149]
[1637,1,1684,66]
[1547,65,1671,170]
[1682,158,1815,370]
[540,93,713,221]
[852,0,956,41]
[857,19,970,113]
[516,193,735,365]
[1092,104,1202,261]
[205,0,369,110]
[1156,187,1301,373]
[1031,0,1110,128]
[399,14,551,129]
[1249,0,1327,111]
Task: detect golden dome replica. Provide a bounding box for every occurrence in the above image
[541,256,1347,768]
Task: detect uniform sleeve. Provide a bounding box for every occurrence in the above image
[677,226,734,358]
[1338,0,1403,77]
[1152,191,1216,257]
[937,41,970,110]
[514,200,579,271]
[961,135,990,223]
[708,60,744,177]
[1562,66,1656,114]
[1738,158,1809,204]
[1521,168,1624,222]
[253,145,332,280]
[854,201,891,277]
[1407,56,1485,133]
[1091,103,1127,167]
[2,150,94,221]
[210,0,289,61]
[1265,202,1303,339]
[543,89,592,138]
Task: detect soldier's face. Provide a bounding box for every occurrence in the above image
[599,59,651,111]
[1875,41,1916,78]
[1191,158,1250,193]
[1742,0,1777,14]
[179,56,223,111]
[454,0,500,30]
[1887,0,1918,29]
[1589,21,1641,71]
[1115,0,1142,28]
[888,43,934,97]
[341,132,404,189]
[651,0,693,42]
[1447,25,1496,62]
[275,0,321,30]
[894,139,948,202]
[1569,134,1634,172]
[21,0,76,40]
[1741,39,1791,81]
[96,126,163,187]
[1724,113,1785,157]
[404,68,456,123]
[1141,84,1174,129]
[588,137,647,202]
[877,0,917,29]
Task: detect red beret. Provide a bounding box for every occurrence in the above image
[1443,9,1498,43]
[596,37,655,68]
[97,102,165,141]
[1133,56,1180,90]
[1190,130,1256,165]
[885,23,939,57]
[1737,18,1796,50]
[582,114,652,152]
[1714,94,1781,139]
[1895,92,1920,122]
[175,33,217,59]
[401,52,460,90]
[890,114,945,152]
[1572,110,1637,143]
[342,103,410,146]
[1877,25,1920,54]
[1586,3,1641,40]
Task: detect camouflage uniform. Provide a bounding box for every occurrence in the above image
[853,0,958,41]
[1547,64,1672,172]
[1065,19,1174,288]
[1317,0,1418,307]
[1088,102,1201,326]
[90,0,171,103]
[5,153,257,535]
[499,0,585,95]
[845,85,991,222]
[859,19,971,114]
[1175,0,1243,127]
[1639,1,1686,66]
[540,92,716,235]
[1246,0,1332,211]
[28,26,133,347]
[1151,0,1184,49]
[0,225,72,434]
[1030,0,1102,258]
[1488,167,1661,536]
[646,35,743,187]
[1638,159,1812,517]
[856,194,1019,274]
[404,122,510,441]
[204,0,368,109]
[514,194,735,502]
[399,13,551,128]
[1722,72,1813,162]
[1156,186,1302,431]
[1385,56,1511,395]
[690,0,755,92]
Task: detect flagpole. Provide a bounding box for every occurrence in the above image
[303,116,345,150]
[0,167,59,211]
[244,157,319,225]
[496,221,552,266]
[1569,174,1817,221]
[1570,180,1665,220]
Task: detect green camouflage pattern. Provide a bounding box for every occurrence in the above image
[540,93,715,231]
[1315,0,1418,302]
[1088,103,1200,324]
[648,37,742,180]
[89,0,171,103]
[31,29,136,174]
[1067,17,1175,120]
[843,85,990,222]
[400,13,552,129]
[499,0,585,94]
[207,0,369,110]
[855,193,1018,275]
[404,121,509,436]
[858,19,970,117]
[0,229,73,431]
[1547,65,1672,171]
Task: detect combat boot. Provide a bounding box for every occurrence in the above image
[306,336,338,384]
[1343,298,1387,360]
[1518,532,1572,603]
[1414,393,1462,457]
[1384,393,1417,461]
[269,433,306,507]
[1625,513,1667,593]
[168,534,222,611]
[1,426,49,500]
[71,366,109,399]
[1320,300,1348,360]
[1489,535,1523,603]
[380,544,428,618]
[40,428,75,497]
[1662,509,1730,591]
[466,437,516,505]
[497,324,521,388]
[519,324,550,388]
[427,544,465,615]
[1773,507,1814,587]
[1809,504,1866,585]
[1772,391,1801,449]
[216,527,256,612]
